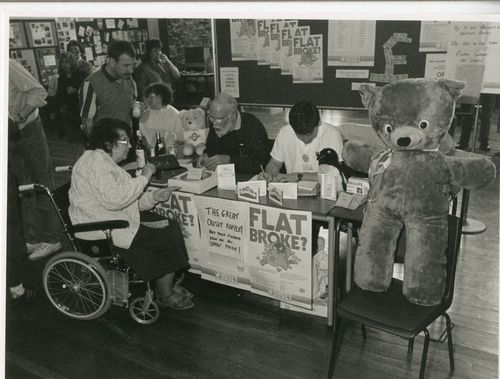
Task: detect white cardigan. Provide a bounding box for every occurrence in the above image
[68,149,156,249]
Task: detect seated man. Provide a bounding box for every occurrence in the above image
[202,93,270,174]
[260,100,344,257]
[68,118,193,310]
[262,100,343,180]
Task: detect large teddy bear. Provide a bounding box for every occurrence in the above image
[343,78,496,306]
[179,107,208,157]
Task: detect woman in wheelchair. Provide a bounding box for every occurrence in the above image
[68,118,193,310]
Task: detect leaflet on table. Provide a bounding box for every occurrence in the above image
[246,204,312,309]
[195,196,251,290]
[146,189,202,273]
[216,163,236,190]
[268,182,297,199]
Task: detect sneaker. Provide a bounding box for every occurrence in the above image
[456,144,468,151]
[28,242,62,261]
[479,144,491,152]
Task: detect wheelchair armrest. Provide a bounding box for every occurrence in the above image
[70,220,130,233]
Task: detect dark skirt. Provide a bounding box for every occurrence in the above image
[117,220,190,282]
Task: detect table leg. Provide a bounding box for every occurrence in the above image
[327,216,336,327]
[346,222,353,293]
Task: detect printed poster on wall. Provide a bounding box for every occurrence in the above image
[424,53,446,80]
[246,204,312,309]
[281,25,309,76]
[230,19,257,61]
[419,21,450,52]
[445,22,489,103]
[256,20,271,65]
[480,22,500,94]
[146,189,203,273]
[29,22,55,47]
[269,20,282,69]
[292,34,323,84]
[220,67,240,98]
[195,196,250,290]
[327,20,376,66]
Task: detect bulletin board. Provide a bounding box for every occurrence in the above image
[26,20,57,48]
[215,19,424,109]
[9,22,28,49]
[73,18,149,67]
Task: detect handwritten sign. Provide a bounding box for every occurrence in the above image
[195,196,250,289]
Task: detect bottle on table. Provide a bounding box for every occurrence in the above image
[165,132,177,157]
[154,131,166,156]
[135,130,146,169]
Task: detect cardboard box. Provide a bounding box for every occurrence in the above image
[168,170,217,194]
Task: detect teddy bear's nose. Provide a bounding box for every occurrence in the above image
[397,137,411,147]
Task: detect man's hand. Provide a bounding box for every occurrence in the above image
[256,172,274,182]
[141,163,157,180]
[153,186,181,203]
[205,155,230,170]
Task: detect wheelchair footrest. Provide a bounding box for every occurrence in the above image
[106,270,129,306]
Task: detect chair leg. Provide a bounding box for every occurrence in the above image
[419,329,430,379]
[444,313,455,372]
[408,337,414,355]
[328,318,343,378]
[361,324,367,340]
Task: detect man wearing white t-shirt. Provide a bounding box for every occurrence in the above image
[260,100,345,257]
[263,100,343,178]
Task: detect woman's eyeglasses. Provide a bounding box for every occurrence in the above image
[116,138,130,145]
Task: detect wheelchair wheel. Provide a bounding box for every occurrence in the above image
[43,251,112,320]
[129,296,160,325]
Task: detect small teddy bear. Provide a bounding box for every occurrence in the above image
[343,78,496,306]
[179,107,208,157]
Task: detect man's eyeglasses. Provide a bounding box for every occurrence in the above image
[208,112,232,124]
[69,48,81,54]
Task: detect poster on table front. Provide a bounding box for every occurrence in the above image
[246,204,312,309]
[146,189,203,273]
[195,196,250,290]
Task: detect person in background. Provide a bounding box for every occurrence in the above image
[68,118,194,310]
[66,40,93,82]
[7,118,37,303]
[79,40,137,138]
[139,82,184,150]
[261,100,343,180]
[55,52,85,148]
[201,92,270,174]
[9,59,62,260]
[457,94,494,152]
[134,39,180,101]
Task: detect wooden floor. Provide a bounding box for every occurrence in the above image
[6,108,499,379]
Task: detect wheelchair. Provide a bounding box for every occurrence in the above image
[19,166,161,325]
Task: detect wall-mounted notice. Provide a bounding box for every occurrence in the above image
[370,33,412,83]
[336,69,369,79]
[292,34,323,84]
[246,204,312,309]
[220,67,240,98]
[480,22,500,94]
[327,20,376,66]
[281,25,309,76]
[196,196,250,290]
[424,53,446,80]
[419,21,450,52]
[269,20,282,69]
[445,22,489,103]
[29,22,54,47]
[230,19,257,61]
[256,19,271,65]
[147,190,203,272]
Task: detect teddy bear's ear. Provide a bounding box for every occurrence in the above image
[436,79,466,100]
[358,84,380,109]
[179,109,186,117]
